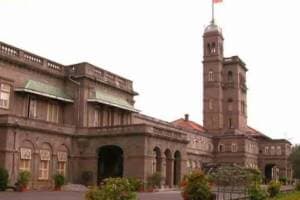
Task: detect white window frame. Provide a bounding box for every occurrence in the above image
[208,70,214,82]
[0,83,11,109]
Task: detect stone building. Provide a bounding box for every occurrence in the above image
[0,21,292,189]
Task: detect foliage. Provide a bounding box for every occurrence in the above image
[289,145,300,179]
[53,174,65,188]
[295,182,300,191]
[17,171,31,187]
[127,177,143,191]
[85,177,137,200]
[181,170,212,200]
[81,171,93,186]
[279,177,288,185]
[269,191,300,200]
[267,180,281,197]
[248,184,268,200]
[0,168,9,191]
[147,172,162,188]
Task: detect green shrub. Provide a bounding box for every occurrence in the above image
[0,168,9,191]
[248,184,268,200]
[267,180,281,197]
[147,172,162,188]
[17,171,31,187]
[127,177,143,191]
[85,178,137,200]
[279,177,288,185]
[295,182,300,191]
[54,174,65,188]
[181,171,212,200]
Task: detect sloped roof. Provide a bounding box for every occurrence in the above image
[246,126,270,139]
[172,118,206,133]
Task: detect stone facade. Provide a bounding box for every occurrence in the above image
[0,22,292,190]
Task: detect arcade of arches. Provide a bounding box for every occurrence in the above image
[152,147,182,187]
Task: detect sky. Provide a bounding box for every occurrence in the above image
[0,0,300,144]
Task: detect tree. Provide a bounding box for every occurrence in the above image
[289,145,300,179]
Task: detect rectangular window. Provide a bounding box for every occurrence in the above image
[39,160,49,180]
[94,109,99,127]
[47,103,59,123]
[0,83,11,109]
[20,148,31,172]
[28,98,37,118]
[57,162,66,176]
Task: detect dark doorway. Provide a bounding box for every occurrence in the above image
[97,145,123,184]
[173,151,181,186]
[265,164,275,183]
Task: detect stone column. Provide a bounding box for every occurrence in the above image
[161,155,166,188]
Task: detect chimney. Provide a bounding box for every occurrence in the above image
[184,114,189,121]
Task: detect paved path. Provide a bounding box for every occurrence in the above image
[0,191,183,200]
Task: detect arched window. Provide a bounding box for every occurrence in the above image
[208,70,214,81]
[207,43,211,55]
[228,71,233,82]
[231,143,238,152]
[218,144,224,152]
[228,98,233,111]
[265,146,269,154]
[211,42,216,53]
[228,118,233,128]
[241,101,246,114]
[276,146,282,155]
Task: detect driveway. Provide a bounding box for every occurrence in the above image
[0,191,183,200]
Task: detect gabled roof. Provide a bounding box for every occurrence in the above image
[246,126,270,139]
[171,118,206,133]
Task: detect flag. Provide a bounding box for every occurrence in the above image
[213,0,223,3]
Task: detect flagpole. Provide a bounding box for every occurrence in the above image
[211,0,215,24]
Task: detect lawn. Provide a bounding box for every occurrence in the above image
[270,191,300,200]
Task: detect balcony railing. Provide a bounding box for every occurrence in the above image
[0,41,64,74]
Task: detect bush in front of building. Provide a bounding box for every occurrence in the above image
[85,177,137,200]
[181,171,212,200]
[279,176,288,185]
[53,174,65,191]
[295,181,300,191]
[0,168,9,191]
[267,180,281,197]
[17,171,31,191]
[147,172,162,189]
[248,184,268,200]
[127,177,143,191]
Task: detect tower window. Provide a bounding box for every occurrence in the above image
[231,143,238,152]
[228,118,233,128]
[211,42,216,53]
[228,71,233,82]
[207,43,211,55]
[208,70,214,81]
[241,101,246,114]
[218,144,224,152]
[228,99,233,111]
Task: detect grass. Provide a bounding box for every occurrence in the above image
[269,191,300,200]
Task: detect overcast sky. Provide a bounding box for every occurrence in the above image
[1,0,300,144]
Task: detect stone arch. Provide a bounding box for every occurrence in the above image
[97,145,123,184]
[19,139,35,175]
[38,142,53,181]
[153,147,162,174]
[56,144,69,177]
[173,151,181,186]
[164,149,173,187]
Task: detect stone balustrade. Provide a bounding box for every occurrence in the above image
[0,41,63,73]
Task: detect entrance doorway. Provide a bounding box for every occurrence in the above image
[265,164,276,183]
[173,151,181,186]
[97,145,123,184]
